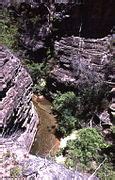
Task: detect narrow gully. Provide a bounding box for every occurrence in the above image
[30,95,60,157]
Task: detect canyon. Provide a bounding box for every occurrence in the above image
[0,46,98,179]
[0,0,115,179]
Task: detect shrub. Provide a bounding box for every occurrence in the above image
[0,10,18,49]
[10,166,21,177]
[53,92,78,113]
[26,62,49,93]
[65,128,109,169]
[58,111,78,136]
[97,162,115,180]
[27,62,45,84]
[53,92,80,136]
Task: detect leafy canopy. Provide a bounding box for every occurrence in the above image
[53,92,80,136]
[65,128,109,168]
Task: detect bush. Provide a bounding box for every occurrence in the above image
[53,92,80,136]
[58,110,78,136]
[53,92,78,113]
[27,62,45,84]
[0,10,18,49]
[10,166,21,177]
[26,62,49,93]
[65,128,109,169]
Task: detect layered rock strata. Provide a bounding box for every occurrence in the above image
[46,36,115,128]
[47,36,112,93]
[5,0,114,62]
[0,46,38,151]
[99,29,115,126]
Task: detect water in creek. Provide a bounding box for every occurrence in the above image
[30,95,60,157]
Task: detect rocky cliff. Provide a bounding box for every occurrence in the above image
[0,1,114,179]
[47,36,112,93]
[0,46,98,179]
[47,35,115,127]
[0,45,38,150]
[4,0,114,125]
[5,0,114,61]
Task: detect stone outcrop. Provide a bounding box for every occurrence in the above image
[99,28,115,127]
[0,46,38,151]
[52,0,114,38]
[3,0,115,39]
[5,0,114,62]
[46,35,115,129]
[47,36,112,94]
[0,138,98,179]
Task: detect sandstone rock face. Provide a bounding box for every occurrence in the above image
[0,138,98,179]
[47,36,112,94]
[0,46,99,179]
[0,46,38,150]
[6,0,114,62]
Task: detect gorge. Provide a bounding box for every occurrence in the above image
[0,45,98,180]
[0,0,115,179]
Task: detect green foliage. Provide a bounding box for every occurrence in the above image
[10,166,21,178]
[26,62,49,93]
[53,92,78,113]
[60,127,114,178]
[30,15,40,24]
[27,62,45,83]
[65,128,109,169]
[0,10,18,49]
[53,92,80,136]
[58,110,78,135]
[97,162,115,180]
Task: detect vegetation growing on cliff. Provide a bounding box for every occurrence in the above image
[52,87,108,136]
[10,166,21,178]
[0,10,18,49]
[1,3,114,179]
[57,128,114,179]
[53,92,80,136]
[25,58,53,94]
[65,128,108,169]
[0,8,51,95]
[53,91,114,178]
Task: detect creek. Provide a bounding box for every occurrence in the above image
[30,95,60,157]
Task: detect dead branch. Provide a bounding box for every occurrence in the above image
[88,158,107,180]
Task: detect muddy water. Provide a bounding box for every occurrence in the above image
[30,95,60,157]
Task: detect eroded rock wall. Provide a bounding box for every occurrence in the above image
[47,36,112,93]
[0,46,38,150]
[5,0,114,62]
